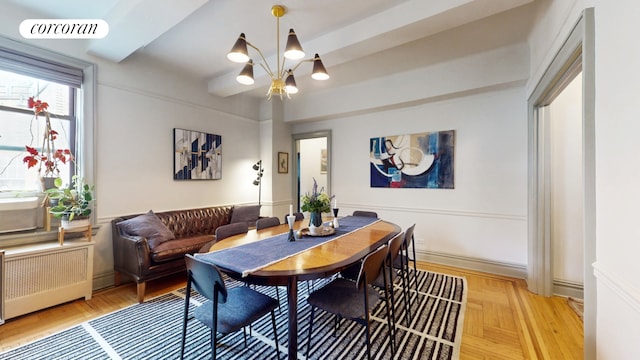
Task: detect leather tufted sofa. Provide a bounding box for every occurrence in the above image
[112,206,233,303]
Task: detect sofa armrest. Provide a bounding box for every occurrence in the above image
[112,219,151,280]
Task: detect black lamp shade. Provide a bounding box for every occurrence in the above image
[284,29,305,60]
[236,59,254,85]
[311,54,329,80]
[285,70,298,94]
[228,33,250,63]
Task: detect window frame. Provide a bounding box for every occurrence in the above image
[0,35,95,246]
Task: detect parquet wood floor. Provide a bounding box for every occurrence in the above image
[0,261,584,359]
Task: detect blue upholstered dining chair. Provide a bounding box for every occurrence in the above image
[180,254,280,359]
[352,210,378,218]
[256,216,281,230]
[305,245,394,360]
[215,222,249,241]
[198,222,249,254]
[282,212,304,223]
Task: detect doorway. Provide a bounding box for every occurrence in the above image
[292,131,331,212]
[527,8,595,359]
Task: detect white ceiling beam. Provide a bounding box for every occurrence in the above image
[207,0,532,98]
[87,0,209,63]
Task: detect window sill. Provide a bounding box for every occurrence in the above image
[0,225,99,248]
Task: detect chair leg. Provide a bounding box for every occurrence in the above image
[243,327,248,347]
[409,237,419,293]
[275,286,282,313]
[381,265,395,358]
[212,291,218,360]
[180,280,192,360]
[386,266,397,350]
[306,307,316,360]
[363,288,372,360]
[270,311,280,358]
[399,256,412,326]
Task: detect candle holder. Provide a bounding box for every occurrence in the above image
[332,208,339,229]
[287,215,296,242]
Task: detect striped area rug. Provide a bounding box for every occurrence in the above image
[0,269,466,360]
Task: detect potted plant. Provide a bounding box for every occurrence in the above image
[45,175,94,228]
[22,96,74,190]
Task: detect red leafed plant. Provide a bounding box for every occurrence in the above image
[22,96,74,178]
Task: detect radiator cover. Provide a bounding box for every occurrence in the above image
[1,240,94,321]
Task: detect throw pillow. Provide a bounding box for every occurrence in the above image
[230,204,261,226]
[117,210,175,248]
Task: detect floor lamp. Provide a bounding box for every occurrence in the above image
[252,160,264,205]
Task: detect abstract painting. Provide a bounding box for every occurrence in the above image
[370,130,454,188]
[173,128,222,180]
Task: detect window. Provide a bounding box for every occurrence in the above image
[0,70,76,191]
[0,35,95,241]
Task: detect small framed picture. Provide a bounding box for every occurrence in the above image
[278,152,289,173]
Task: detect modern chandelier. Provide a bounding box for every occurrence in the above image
[227,5,329,100]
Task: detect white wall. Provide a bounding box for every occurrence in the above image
[293,74,529,270]
[550,73,584,285]
[0,3,262,288]
[593,0,640,358]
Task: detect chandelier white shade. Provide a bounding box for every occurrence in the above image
[227,5,329,99]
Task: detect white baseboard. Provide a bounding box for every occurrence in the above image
[92,271,114,291]
[417,250,527,279]
[553,279,584,299]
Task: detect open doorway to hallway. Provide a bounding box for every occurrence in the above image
[549,73,584,299]
[292,131,331,212]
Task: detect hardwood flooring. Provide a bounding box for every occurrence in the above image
[0,262,584,359]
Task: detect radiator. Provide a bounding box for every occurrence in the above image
[1,240,94,321]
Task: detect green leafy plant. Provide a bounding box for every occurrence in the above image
[301,178,333,214]
[45,175,94,220]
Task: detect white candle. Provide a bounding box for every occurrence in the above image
[289,204,293,216]
[334,198,337,209]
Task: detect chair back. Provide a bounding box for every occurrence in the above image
[403,224,416,250]
[352,210,378,218]
[388,232,405,263]
[215,222,248,241]
[283,212,304,223]
[256,216,281,230]
[184,254,227,303]
[356,245,388,290]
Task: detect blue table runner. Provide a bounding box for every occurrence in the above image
[195,216,379,277]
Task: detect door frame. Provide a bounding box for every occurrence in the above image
[291,130,332,212]
[527,8,595,359]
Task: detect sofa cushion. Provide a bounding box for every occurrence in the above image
[230,205,261,226]
[117,210,176,248]
[150,235,215,262]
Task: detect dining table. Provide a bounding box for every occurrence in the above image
[197,215,401,360]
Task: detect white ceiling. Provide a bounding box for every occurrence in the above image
[7,0,536,100]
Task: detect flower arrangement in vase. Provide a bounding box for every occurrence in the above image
[300,178,333,234]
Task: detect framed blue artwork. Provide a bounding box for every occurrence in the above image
[173,128,222,180]
[370,130,454,189]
